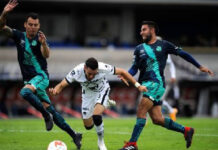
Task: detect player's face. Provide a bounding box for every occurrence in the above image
[24,17,40,38]
[84,66,98,81]
[140,25,152,43]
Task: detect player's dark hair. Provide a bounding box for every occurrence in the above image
[85,57,98,70]
[142,21,159,34]
[25,12,39,22]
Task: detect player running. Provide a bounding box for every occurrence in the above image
[0,0,82,149]
[49,57,147,150]
[119,21,214,150]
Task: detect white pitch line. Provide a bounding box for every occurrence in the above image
[1,129,218,137]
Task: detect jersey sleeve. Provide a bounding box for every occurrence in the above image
[65,65,81,84]
[11,29,22,42]
[99,62,115,75]
[128,48,139,76]
[164,40,182,55]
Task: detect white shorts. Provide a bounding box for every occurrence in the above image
[81,87,110,119]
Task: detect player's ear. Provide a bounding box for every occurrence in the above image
[24,22,27,28]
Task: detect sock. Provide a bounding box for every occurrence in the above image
[164,117,185,133]
[46,105,76,138]
[163,100,174,113]
[95,122,104,142]
[129,118,146,142]
[20,88,49,119]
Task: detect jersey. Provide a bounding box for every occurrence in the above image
[132,39,181,87]
[11,29,48,81]
[65,62,115,92]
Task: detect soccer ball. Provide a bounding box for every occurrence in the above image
[47,140,67,150]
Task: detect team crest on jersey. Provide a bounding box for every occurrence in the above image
[71,70,75,75]
[31,40,37,46]
[140,49,144,54]
[156,46,162,52]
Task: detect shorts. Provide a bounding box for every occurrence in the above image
[24,74,51,104]
[81,87,110,119]
[142,81,165,106]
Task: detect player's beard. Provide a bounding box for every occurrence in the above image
[143,34,152,43]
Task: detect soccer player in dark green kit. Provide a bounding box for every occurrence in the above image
[119,21,214,150]
[0,0,82,149]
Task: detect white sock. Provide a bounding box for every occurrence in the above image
[163,100,174,113]
[95,122,104,142]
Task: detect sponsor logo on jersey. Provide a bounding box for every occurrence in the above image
[156,46,162,52]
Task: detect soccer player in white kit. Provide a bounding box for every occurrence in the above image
[49,57,147,150]
[162,55,179,121]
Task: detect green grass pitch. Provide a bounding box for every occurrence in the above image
[0,117,218,150]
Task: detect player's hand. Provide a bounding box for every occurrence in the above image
[117,75,129,86]
[199,66,214,76]
[170,78,176,84]
[138,85,148,92]
[49,88,58,96]
[3,0,18,13]
[38,31,47,45]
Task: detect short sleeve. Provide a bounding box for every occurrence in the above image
[99,62,115,75]
[65,64,81,84]
[163,40,182,55]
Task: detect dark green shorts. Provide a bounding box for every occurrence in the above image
[24,75,51,104]
[142,81,165,106]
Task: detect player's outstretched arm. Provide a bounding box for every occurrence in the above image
[49,79,69,96]
[178,50,214,76]
[115,68,147,92]
[0,0,18,30]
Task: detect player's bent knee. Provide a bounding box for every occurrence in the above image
[20,88,32,99]
[93,115,102,126]
[85,124,94,130]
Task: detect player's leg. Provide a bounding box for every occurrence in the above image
[120,97,153,150]
[93,103,107,150]
[19,77,52,129]
[149,106,194,148]
[83,118,94,130]
[162,100,178,121]
[36,80,82,149]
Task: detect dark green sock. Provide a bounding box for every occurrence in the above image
[46,105,76,138]
[164,117,185,133]
[20,88,49,119]
[129,118,146,142]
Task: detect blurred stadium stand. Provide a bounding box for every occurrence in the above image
[0,0,218,48]
[0,0,218,118]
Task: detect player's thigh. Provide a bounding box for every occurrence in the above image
[95,87,110,109]
[148,105,165,125]
[83,117,94,127]
[137,97,153,118]
[26,75,49,90]
[81,96,95,120]
[23,84,36,93]
[93,103,105,115]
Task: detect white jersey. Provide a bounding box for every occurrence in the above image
[65,62,115,92]
[65,62,115,119]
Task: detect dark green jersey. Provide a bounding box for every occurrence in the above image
[12,29,48,80]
